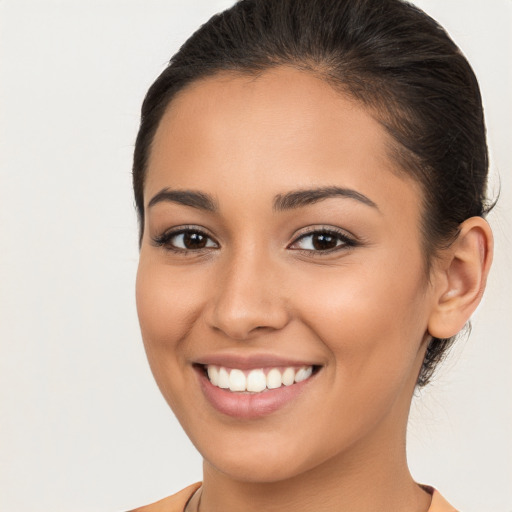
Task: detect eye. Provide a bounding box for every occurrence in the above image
[289,228,356,253]
[152,227,219,252]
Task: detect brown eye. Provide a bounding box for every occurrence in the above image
[182,231,208,249]
[153,228,219,252]
[290,229,356,253]
[311,233,338,250]
[172,231,218,250]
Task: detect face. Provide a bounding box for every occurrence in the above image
[136,67,436,483]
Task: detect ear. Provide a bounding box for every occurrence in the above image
[428,217,494,339]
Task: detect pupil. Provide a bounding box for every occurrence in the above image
[184,232,207,249]
[313,233,337,250]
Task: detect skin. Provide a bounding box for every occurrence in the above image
[135,66,493,511]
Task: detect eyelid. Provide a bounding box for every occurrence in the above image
[288,226,358,253]
[152,225,220,252]
[151,224,359,255]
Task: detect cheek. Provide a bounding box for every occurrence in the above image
[296,256,429,388]
[287,268,429,459]
[136,255,204,343]
[135,257,206,401]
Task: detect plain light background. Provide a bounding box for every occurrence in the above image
[0,1,510,511]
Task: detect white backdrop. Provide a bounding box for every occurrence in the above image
[0,1,510,511]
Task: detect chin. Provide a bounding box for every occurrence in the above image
[194,426,335,485]
[206,452,313,484]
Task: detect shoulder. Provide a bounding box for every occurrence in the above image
[127,482,202,512]
[425,486,459,512]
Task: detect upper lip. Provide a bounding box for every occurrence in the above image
[194,353,322,370]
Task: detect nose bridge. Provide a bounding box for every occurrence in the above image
[208,243,289,340]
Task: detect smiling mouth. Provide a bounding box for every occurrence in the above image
[199,364,319,393]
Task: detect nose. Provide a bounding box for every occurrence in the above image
[206,249,291,341]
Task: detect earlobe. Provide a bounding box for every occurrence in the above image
[428,217,494,339]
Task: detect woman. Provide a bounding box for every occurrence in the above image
[130,0,494,510]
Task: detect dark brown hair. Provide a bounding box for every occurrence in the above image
[132,0,492,386]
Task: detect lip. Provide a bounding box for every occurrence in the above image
[194,352,321,370]
[194,361,320,419]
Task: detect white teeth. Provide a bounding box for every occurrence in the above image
[247,370,267,393]
[266,368,282,389]
[206,365,315,393]
[207,366,219,386]
[218,367,230,389]
[229,369,246,392]
[295,366,312,383]
[246,369,267,392]
[282,367,295,386]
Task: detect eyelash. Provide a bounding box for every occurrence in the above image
[289,227,358,255]
[152,226,218,255]
[152,226,358,255]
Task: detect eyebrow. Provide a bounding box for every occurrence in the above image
[273,186,378,211]
[148,188,218,211]
[147,185,378,213]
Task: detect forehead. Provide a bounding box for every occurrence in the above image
[146,66,421,216]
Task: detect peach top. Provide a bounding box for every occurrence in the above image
[129,482,458,512]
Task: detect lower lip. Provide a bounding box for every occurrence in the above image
[196,367,316,419]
